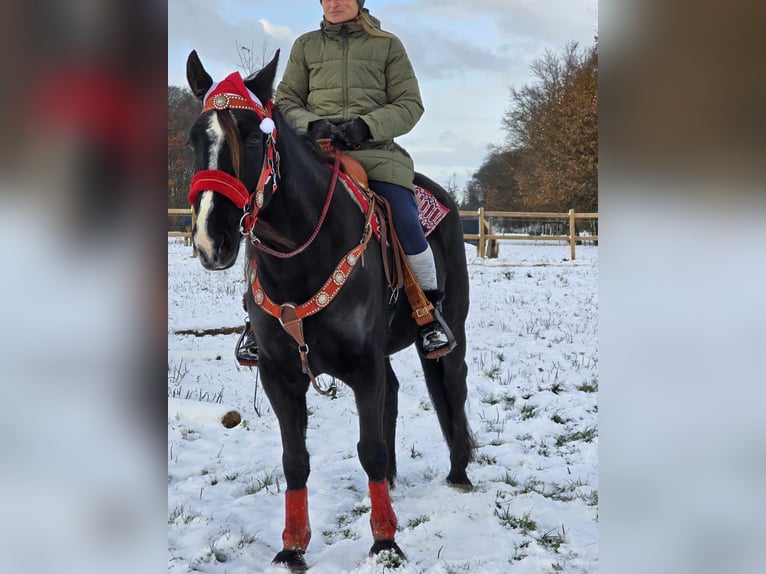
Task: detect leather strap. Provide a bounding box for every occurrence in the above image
[278,305,311,375]
[401,256,435,326]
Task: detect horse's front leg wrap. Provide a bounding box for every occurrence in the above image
[282,488,311,551]
[368,480,398,540]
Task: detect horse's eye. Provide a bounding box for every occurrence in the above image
[247,135,262,149]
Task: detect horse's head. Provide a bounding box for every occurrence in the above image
[185,50,280,270]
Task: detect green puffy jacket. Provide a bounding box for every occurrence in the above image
[275,13,424,191]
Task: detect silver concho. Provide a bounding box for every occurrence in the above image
[332,270,346,285]
[212,94,230,109]
[254,289,264,305]
[316,292,330,307]
[255,190,264,208]
[346,253,357,266]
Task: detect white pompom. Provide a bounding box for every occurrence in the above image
[260,117,275,134]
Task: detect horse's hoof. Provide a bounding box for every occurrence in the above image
[272,549,308,572]
[369,539,406,561]
[446,472,474,492]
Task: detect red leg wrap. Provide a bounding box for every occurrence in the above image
[282,488,311,552]
[369,480,398,541]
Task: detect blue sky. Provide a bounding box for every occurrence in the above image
[168,0,597,191]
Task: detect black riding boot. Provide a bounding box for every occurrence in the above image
[418,290,457,359]
[235,318,259,366]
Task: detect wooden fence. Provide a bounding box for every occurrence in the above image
[459,207,598,260]
[168,208,196,246]
[168,207,598,260]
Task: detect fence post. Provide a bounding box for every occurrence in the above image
[568,208,576,261]
[191,208,198,258]
[478,207,486,258]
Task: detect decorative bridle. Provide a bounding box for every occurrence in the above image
[187,72,279,239]
[187,72,377,396]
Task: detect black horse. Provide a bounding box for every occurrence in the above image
[186,50,475,571]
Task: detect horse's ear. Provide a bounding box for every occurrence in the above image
[187,50,213,101]
[244,49,280,104]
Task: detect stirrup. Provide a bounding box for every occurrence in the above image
[235,320,259,367]
[417,307,456,360]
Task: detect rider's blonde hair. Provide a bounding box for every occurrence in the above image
[357,10,392,38]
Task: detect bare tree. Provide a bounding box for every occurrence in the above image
[236,39,276,76]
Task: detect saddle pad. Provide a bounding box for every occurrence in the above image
[414,185,450,236]
[337,170,449,239]
[337,172,381,240]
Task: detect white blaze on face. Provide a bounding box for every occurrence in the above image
[193,115,226,258]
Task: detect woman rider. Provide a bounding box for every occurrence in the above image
[236,0,452,363]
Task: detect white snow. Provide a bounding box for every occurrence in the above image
[168,238,598,573]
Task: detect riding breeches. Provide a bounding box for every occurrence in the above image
[368,180,427,255]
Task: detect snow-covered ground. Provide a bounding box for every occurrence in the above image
[168,239,598,573]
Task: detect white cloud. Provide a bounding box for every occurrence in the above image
[259,18,296,42]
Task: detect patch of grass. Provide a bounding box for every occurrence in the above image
[518,477,544,495]
[495,508,537,535]
[477,453,497,466]
[501,472,518,487]
[168,505,199,525]
[555,426,597,447]
[322,513,359,542]
[352,503,370,516]
[481,393,500,406]
[374,549,405,569]
[520,403,538,420]
[407,515,430,529]
[580,489,598,506]
[484,366,502,380]
[537,526,566,553]
[536,441,551,457]
[242,468,281,496]
[479,408,506,439]
[512,540,530,561]
[170,386,224,404]
[577,378,598,393]
[168,360,189,386]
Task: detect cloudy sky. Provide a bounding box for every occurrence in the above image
[168,0,597,191]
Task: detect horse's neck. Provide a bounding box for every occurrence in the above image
[251,145,349,271]
[269,147,332,238]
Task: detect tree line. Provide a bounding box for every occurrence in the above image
[459,40,598,213]
[167,39,597,212]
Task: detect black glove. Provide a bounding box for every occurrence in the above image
[332,118,371,150]
[306,119,337,141]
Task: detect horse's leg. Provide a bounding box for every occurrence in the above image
[419,350,476,490]
[383,358,399,487]
[261,373,312,571]
[352,364,406,559]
